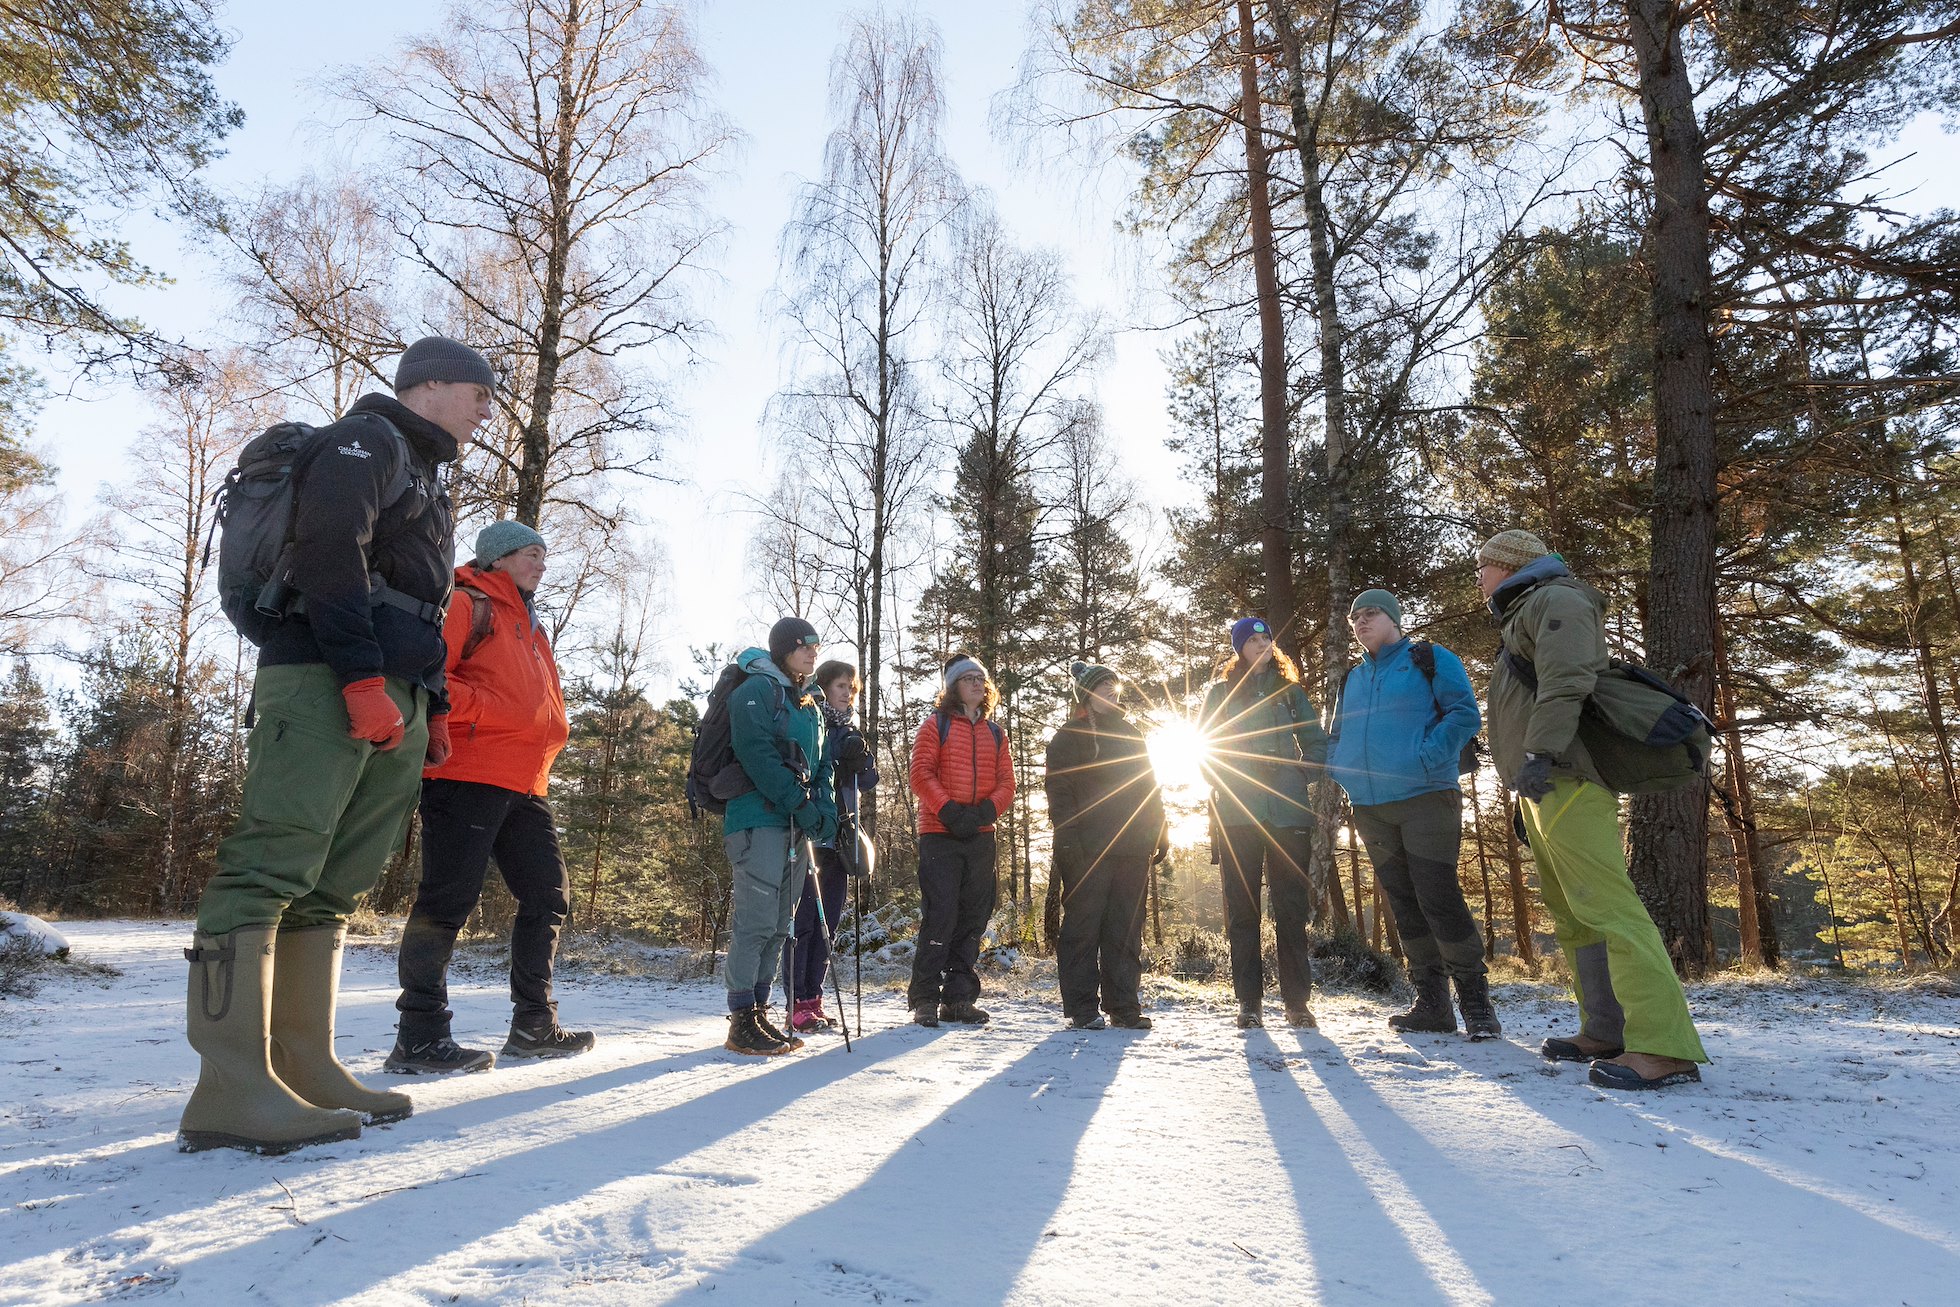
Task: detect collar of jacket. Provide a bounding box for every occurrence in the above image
[738,645,806,698]
[816,696,851,730]
[1488,553,1572,620]
[350,392,462,465]
[455,563,537,628]
[1362,635,1411,667]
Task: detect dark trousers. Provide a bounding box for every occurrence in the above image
[787,845,850,1002]
[1217,822,1315,1011]
[1352,789,1485,980]
[1056,849,1149,1021]
[396,777,570,1039]
[907,831,998,1008]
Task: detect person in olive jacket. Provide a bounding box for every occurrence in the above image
[1479,529,1707,1090]
[1198,618,1331,1029]
[1045,662,1169,1030]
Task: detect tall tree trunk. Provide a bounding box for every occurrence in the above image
[1238,1,1295,659]
[1271,1,1357,917]
[1501,792,1538,972]
[1713,616,1777,966]
[1624,0,1717,976]
[1467,768,1497,958]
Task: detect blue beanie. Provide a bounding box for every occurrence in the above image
[1230,617,1271,653]
[473,520,545,568]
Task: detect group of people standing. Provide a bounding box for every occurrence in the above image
[172,337,1705,1156]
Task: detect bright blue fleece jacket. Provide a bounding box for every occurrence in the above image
[1328,637,1480,808]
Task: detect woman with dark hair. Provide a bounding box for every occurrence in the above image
[1045,662,1169,1030]
[1198,618,1331,1029]
[787,659,878,1033]
[907,654,1015,1028]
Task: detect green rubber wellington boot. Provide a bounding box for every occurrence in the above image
[269,924,413,1126]
[180,925,364,1154]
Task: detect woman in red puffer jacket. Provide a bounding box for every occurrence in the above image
[907,654,1014,1028]
[386,521,588,1075]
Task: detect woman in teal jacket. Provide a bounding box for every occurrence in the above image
[1328,589,1497,1038]
[1198,618,1330,1030]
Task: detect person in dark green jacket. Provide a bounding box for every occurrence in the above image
[1198,618,1331,1029]
[719,617,838,1056]
[1479,530,1707,1091]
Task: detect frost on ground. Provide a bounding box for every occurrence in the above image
[2,922,1956,1306]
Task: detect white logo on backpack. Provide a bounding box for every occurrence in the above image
[338,439,372,458]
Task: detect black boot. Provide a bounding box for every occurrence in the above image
[912,1004,941,1028]
[1453,973,1502,1040]
[940,1002,991,1026]
[1388,968,1457,1034]
[384,1033,496,1075]
[1235,1004,1263,1030]
[724,1007,788,1056]
[502,1020,596,1060]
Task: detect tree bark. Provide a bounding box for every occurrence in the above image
[1624,0,1717,976]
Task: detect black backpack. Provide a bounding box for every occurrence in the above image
[1408,640,1482,776]
[686,663,789,819]
[206,412,430,646]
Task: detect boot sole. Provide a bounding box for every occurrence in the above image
[1465,1028,1503,1042]
[179,1122,361,1155]
[383,1057,495,1075]
[362,1104,414,1125]
[722,1040,789,1056]
[1388,1021,1459,1033]
[500,1045,595,1060]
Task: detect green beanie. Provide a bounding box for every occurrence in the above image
[1349,588,1402,627]
[1069,660,1119,705]
[473,520,546,568]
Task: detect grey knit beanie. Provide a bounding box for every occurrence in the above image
[395,336,495,393]
[473,520,545,569]
[943,654,989,691]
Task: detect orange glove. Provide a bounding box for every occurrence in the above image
[342,677,405,751]
[425,714,452,767]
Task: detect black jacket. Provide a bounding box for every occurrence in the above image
[1044,710,1167,868]
[258,393,459,706]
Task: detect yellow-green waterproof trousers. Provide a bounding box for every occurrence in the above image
[1522,778,1708,1064]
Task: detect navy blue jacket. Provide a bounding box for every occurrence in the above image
[1329,637,1480,808]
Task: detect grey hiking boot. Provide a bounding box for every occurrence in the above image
[724,1007,789,1056]
[384,1034,495,1075]
[753,1006,804,1051]
[912,1004,941,1028]
[940,1002,991,1025]
[1236,1005,1264,1029]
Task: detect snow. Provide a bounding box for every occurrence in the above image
[1,912,70,959]
[3,922,1958,1305]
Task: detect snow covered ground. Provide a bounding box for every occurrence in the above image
[3,921,1957,1306]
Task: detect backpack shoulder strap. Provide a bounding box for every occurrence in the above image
[1501,644,1540,692]
[355,412,419,508]
[456,586,496,660]
[935,709,951,746]
[1409,639,1437,681]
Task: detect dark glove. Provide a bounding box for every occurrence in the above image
[1511,753,1555,803]
[973,798,998,829]
[794,803,837,844]
[835,730,870,771]
[425,714,452,767]
[939,801,976,839]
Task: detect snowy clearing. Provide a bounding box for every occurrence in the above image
[3,921,1957,1305]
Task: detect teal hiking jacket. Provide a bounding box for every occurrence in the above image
[722,647,836,836]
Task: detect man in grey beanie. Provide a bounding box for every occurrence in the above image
[179,334,494,1153]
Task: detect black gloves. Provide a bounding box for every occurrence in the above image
[835,729,870,772]
[1511,753,1555,802]
[973,799,998,828]
[938,800,999,839]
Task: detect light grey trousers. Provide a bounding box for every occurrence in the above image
[723,825,810,1010]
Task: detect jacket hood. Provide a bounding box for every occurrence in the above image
[1489,553,1573,619]
[351,392,462,465]
[737,645,796,689]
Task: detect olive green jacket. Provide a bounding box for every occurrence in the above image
[1485,555,1610,790]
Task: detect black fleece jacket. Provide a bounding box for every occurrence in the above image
[257,392,459,708]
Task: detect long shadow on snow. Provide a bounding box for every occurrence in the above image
[660,1028,1128,1304]
[1393,1037,1960,1288]
[1242,1030,1469,1305]
[164,1028,921,1298]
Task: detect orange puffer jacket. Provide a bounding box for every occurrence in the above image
[424,564,569,796]
[911,710,1015,836]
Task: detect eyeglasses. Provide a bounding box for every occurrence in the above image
[1349,607,1385,624]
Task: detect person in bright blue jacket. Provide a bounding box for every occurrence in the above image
[1328,589,1499,1039]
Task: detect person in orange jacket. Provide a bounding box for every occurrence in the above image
[907,654,1015,1028]
[384,521,587,1073]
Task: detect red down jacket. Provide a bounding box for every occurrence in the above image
[911,710,1015,836]
[423,564,569,796]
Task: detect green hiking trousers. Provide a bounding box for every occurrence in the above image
[1521,778,1708,1064]
[196,664,429,935]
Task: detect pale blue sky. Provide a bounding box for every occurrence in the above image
[33,2,1960,699]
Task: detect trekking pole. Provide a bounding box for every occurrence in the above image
[783,829,799,1045]
[853,865,864,1038]
[809,857,852,1053]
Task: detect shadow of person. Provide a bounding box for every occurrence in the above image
[160,1027,921,1299]
[658,1028,1132,1304]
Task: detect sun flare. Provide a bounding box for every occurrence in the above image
[1145,717,1212,796]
